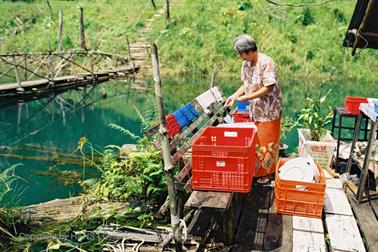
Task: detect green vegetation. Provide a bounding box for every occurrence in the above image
[150,0,378,85]
[0,0,163,53]
[296,89,334,141]
[0,164,23,248]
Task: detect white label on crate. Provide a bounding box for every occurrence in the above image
[224,131,238,137]
[216,161,226,167]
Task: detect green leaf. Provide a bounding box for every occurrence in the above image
[48,244,61,250]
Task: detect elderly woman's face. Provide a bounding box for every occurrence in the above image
[239,50,253,61]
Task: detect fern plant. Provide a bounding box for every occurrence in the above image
[0,164,23,239]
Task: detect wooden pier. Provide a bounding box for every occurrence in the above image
[0,50,141,101]
[188,169,377,251]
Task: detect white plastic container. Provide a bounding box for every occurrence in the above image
[298,128,336,168]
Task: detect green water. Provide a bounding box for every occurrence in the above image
[0,77,377,206]
[0,81,149,206]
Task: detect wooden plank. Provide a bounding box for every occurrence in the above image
[293,230,326,252]
[234,186,272,251]
[326,214,366,252]
[169,111,208,150]
[323,168,334,179]
[184,177,192,192]
[176,161,191,183]
[347,191,378,251]
[324,187,353,216]
[280,215,293,252]
[324,166,339,178]
[326,178,343,190]
[292,216,325,252]
[171,105,226,164]
[184,190,232,210]
[292,216,324,233]
[263,189,292,251]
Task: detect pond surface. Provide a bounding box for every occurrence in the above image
[0,76,376,206]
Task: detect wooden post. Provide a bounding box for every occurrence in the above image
[151,43,182,252]
[151,0,156,9]
[58,10,63,51]
[46,0,54,18]
[48,52,54,84]
[79,7,87,51]
[23,54,28,80]
[210,64,217,88]
[12,55,22,91]
[126,35,131,59]
[165,0,170,24]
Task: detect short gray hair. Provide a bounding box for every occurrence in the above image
[233,34,257,54]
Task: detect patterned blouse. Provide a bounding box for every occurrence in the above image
[241,53,282,122]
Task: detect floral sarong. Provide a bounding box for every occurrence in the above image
[254,118,281,177]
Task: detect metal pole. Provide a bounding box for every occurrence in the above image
[151,43,183,252]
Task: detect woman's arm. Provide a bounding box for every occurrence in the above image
[237,85,274,102]
[225,85,245,107]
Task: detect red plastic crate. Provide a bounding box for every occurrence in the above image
[233,110,252,123]
[275,159,326,218]
[345,96,368,115]
[191,126,256,192]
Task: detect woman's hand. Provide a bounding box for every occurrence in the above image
[225,95,235,107]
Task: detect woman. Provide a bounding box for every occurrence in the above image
[226,34,283,184]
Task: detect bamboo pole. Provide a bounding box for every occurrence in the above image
[351,0,376,56]
[79,7,87,51]
[58,10,63,51]
[151,43,182,252]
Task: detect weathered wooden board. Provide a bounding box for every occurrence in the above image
[326,178,343,190]
[292,216,325,252]
[234,186,272,251]
[293,230,326,252]
[292,216,324,233]
[323,168,334,179]
[176,161,192,183]
[185,190,233,210]
[324,187,354,216]
[263,191,292,252]
[279,214,293,252]
[347,191,378,251]
[326,214,366,252]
